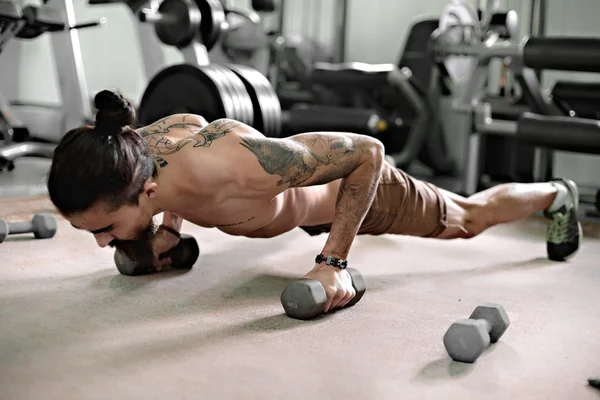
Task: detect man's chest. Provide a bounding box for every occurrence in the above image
[174,194,282,233]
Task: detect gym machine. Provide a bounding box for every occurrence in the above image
[97,0,386,138]
[0,0,103,171]
[303,5,517,176]
[213,0,276,76]
[430,0,600,204]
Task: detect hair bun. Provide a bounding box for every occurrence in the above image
[94,90,136,133]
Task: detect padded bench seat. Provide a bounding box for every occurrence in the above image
[310,62,394,89]
[517,111,600,154]
[552,80,600,119]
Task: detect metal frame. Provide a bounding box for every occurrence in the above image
[133,0,168,80]
[0,0,92,165]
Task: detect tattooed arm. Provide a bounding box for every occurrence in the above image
[239,131,385,260]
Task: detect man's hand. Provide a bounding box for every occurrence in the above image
[304,263,356,313]
[150,227,181,271]
[151,212,183,271]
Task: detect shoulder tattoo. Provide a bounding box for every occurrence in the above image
[142,119,240,168]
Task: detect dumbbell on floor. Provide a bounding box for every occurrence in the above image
[0,212,58,243]
[113,233,200,276]
[443,303,510,363]
[280,268,366,320]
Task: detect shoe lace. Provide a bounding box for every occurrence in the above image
[548,211,570,243]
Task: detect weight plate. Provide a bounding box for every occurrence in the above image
[228,64,282,137]
[137,64,235,126]
[200,65,239,121]
[196,0,225,52]
[204,64,251,126]
[201,65,237,121]
[155,0,200,48]
[210,64,254,126]
[227,65,273,134]
[438,0,479,84]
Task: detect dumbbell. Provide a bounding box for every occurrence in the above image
[113,233,200,276]
[280,268,366,320]
[443,303,510,363]
[0,212,58,243]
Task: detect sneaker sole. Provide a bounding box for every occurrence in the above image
[554,178,582,261]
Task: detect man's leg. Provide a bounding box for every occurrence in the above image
[437,178,581,261]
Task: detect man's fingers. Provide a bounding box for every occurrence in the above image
[153,256,172,272]
[339,287,356,308]
[329,288,347,312]
[324,287,337,313]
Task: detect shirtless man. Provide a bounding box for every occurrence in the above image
[47,90,581,314]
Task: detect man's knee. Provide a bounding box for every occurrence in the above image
[442,195,490,239]
[462,200,493,238]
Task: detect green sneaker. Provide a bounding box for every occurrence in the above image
[545,178,582,261]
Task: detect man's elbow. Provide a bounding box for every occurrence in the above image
[361,138,385,168]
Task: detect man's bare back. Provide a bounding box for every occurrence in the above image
[136,113,372,239]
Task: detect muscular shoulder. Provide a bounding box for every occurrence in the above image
[136,113,209,141]
[143,118,277,190]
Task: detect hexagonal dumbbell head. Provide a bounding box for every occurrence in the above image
[31,213,58,239]
[443,318,492,363]
[114,234,200,276]
[280,278,327,320]
[468,303,510,343]
[443,303,510,363]
[0,219,8,243]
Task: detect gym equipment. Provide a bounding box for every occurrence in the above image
[268,33,334,109]
[298,3,518,175]
[430,0,600,196]
[0,212,58,243]
[551,81,600,120]
[113,233,200,276]
[217,1,271,75]
[301,16,480,175]
[443,303,510,363]
[132,0,385,138]
[0,0,103,171]
[280,268,366,320]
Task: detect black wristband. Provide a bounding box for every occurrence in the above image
[159,224,181,238]
[315,253,348,269]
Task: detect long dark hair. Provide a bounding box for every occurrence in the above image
[47,90,156,216]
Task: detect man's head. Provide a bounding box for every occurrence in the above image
[47,90,161,258]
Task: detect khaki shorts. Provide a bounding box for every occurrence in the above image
[299,161,448,237]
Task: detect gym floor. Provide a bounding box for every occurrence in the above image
[1,159,600,400]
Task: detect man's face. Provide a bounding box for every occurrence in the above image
[68,201,159,261]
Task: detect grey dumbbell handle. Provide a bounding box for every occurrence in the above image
[475,318,492,334]
[8,221,33,234]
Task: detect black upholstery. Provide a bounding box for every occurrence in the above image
[310,19,439,91]
[310,62,393,88]
[524,36,600,73]
[552,81,600,119]
[517,112,600,154]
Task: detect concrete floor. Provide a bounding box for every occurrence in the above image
[0,157,51,198]
[1,159,600,399]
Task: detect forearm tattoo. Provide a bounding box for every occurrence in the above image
[139,118,239,168]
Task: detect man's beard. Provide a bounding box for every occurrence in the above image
[108,218,159,264]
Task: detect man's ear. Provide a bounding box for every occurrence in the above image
[141,180,159,200]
